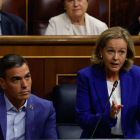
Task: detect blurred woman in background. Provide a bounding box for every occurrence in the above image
[45,0,108,35]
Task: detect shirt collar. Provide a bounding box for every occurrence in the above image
[4,94,27,112]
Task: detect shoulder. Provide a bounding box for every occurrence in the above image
[85,13,108,34]
[125,65,140,81]
[129,65,140,75]
[45,13,68,35]
[78,65,93,74]
[1,11,25,23]
[77,65,105,81]
[77,65,98,79]
[29,94,53,110]
[86,13,107,27]
[49,13,67,22]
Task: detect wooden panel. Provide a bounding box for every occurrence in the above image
[44,58,91,100]
[0,36,140,57]
[0,36,97,45]
[134,59,140,67]
[28,0,35,35]
[2,0,26,22]
[58,76,77,85]
[0,36,97,57]
[56,74,77,85]
[25,59,44,98]
[99,0,109,26]
[111,0,140,27]
[0,45,93,57]
[135,46,140,56]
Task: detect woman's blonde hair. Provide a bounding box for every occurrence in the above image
[91,26,135,71]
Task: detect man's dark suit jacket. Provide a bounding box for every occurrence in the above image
[0,11,27,35]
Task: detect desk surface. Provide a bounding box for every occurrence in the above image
[0,35,140,45]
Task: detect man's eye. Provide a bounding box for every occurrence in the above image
[12,78,20,82]
[67,0,73,2]
[25,75,30,79]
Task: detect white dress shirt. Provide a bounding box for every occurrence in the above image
[4,94,27,140]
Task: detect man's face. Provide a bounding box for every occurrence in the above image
[0,0,2,10]
[0,63,32,105]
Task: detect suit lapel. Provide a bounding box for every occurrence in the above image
[120,71,131,127]
[25,95,34,139]
[64,13,92,35]
[85,13,92,35]
[1,12,12,35]
[64,13,74,35]
[0,93,7,140]
[92,67,110,112]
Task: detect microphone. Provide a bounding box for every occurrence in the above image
[112,81,118,92]
[91,81,118,138]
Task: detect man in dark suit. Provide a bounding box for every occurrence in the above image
[0,0,27,35]
[0,54,57,140]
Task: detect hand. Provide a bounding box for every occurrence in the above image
[110,100,123,120]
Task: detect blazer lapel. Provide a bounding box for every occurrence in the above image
[1,12,12,35]
[85,13,93,35]
[0,93,7,140]
[64,13,92,35]
[120,71,131,127]
[25,95,34,139]
[64,13,74,35]
[92,67,110,112]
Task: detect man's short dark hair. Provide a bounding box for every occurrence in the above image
[0,54,28,80]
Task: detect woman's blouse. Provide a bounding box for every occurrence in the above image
[72,24,86,35]
[107,80,123,135]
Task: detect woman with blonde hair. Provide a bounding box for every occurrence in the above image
[76,27,140,138]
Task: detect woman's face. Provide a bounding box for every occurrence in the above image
[64,0,88,20]
[100,38,127,74]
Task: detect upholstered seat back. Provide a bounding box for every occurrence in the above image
[1,0,26,22]
[33,0,65,35]
[53,84,82,139]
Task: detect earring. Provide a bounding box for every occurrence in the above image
[101,55,102,58]
[126,58,127,60]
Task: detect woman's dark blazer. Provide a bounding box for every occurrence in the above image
[76,65,140,138]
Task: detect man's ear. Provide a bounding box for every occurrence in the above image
[0,78,6,90]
